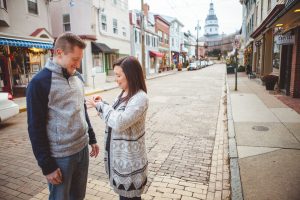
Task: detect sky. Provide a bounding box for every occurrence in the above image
[128,0,243,37]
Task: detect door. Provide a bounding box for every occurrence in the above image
[279,45,293,95]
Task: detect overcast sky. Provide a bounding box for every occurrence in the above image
[128,0,242,37]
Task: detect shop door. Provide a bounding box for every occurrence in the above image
[279,45,293,95]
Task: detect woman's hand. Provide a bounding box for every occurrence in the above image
[86,95,102,108]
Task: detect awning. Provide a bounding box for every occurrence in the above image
[250,4,284,38]
[149,50,164,57]
[92,42,114,53]
[0,37,53,49]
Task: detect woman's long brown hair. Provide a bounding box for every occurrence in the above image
[113,56,147,101]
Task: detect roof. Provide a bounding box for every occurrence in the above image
[206,15,218,21]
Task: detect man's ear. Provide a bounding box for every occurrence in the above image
[55,49,63,56]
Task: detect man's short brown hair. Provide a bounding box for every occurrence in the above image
[54,32,86,54]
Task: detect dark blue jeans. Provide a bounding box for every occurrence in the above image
[120,196,141,200]
[48,146,89,200]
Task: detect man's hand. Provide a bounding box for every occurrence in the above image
[46,168,62,185]
[90,144,100,158]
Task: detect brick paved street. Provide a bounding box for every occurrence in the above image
[0,64,230,200]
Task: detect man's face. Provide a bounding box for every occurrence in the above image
[56,46,83,75]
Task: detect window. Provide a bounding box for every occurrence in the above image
[28,0,38,15]
[122,27,126,37]
[146,35,150,46]
[267,0,271,11]
[172,38,174,46]
[158,31,163,42]
[260,1,263,22]
[63,14,71,31]
[101,15,107,31]
[0,0,7,10]
[113,19,118,34]
[165,34,169,44]
[135,30,138,43]
[93,54,104,73]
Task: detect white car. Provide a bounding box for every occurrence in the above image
[188,62,198,71]
[0,92,19,123]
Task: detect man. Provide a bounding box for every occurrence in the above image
[26,32,99,200]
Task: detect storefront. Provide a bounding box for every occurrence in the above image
[244,42,253,74]
[171,51,179,68]
[0,36,53,97]
[149,50,163,74]
[267,0,300,97]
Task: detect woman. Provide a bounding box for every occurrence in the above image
[87,56,148,200]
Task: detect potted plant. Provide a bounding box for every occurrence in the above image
[261,74,278,90]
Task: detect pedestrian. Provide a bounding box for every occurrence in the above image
[86,56,149,200]
[26,32,99,200]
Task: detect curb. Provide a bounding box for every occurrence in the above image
[225,75,244,200]
[18,70,179,113]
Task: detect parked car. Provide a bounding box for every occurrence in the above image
[187,62,198,71]
[0,92,19,123]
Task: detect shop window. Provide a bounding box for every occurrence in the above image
[93,54,104,73]
[28,0,38,15]
[63,14,71,32]
[101,14,107,31]
[113,19,118,34]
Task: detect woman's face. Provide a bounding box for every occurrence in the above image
[114,65,128,92]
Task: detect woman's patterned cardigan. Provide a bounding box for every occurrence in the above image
[96,90,149,198]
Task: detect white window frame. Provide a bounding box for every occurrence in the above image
[101,14,107,31]
[63,14,71,32]
[0,0,7,10]
[113,19,118,34]
[27,0,38,15]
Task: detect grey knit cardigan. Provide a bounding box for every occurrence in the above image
[96,90,149,198]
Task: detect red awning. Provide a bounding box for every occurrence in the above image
[149,51,164,57]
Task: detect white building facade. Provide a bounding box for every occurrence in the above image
[49,0,130,86]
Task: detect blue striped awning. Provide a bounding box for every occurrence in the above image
[0,37,53,49]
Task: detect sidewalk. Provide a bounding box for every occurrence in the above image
[226,73,300,200]
[14,69,181,112]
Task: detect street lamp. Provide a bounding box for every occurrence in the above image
[195,20,201,61]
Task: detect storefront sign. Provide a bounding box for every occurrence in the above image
[275,33,295,45]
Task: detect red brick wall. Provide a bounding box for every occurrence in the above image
[290,26,300,98]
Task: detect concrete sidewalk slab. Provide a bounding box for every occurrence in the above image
[239,149,300,200]
[237,146,280,159]
[235,122,300,149]
[231,94,279,122]
[270,108,300,123]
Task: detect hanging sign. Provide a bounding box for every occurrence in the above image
[275,32,295,45]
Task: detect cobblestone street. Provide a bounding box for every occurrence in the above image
[0,64,230,200]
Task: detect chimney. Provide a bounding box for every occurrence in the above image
[143,3,149,18]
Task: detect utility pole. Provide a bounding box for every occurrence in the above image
[141,0,146,78]
[195,20,201,61]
